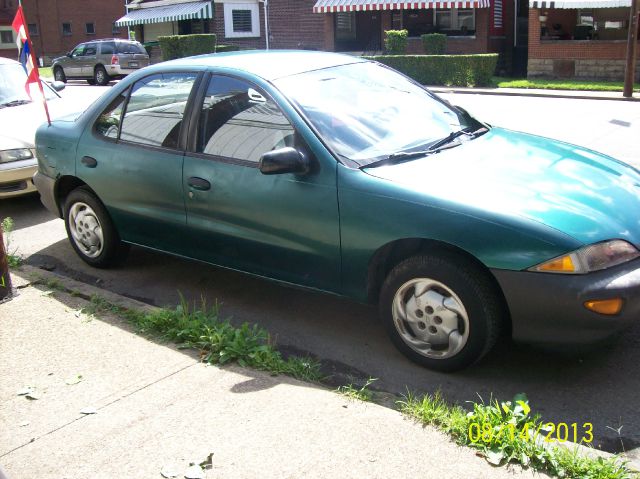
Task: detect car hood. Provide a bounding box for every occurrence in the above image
[363,127,640,248]
[0,97,82,150]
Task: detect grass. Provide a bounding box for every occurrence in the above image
[493,76,638,92]
[1,217,23,268]
[39,66,53,78]
[336,377,377,402]
[398,391,637,479]
[81,294,323,383]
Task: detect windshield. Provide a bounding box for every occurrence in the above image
[274,61,484,167]
[0,63,58,107]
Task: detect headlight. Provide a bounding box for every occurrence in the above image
[529,240,640,274]
[0,148,34,164]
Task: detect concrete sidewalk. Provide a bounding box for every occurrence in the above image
[0,268,539,479]
[428,86,640,101]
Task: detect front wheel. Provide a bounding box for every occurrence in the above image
[64,187,123,268]
[379,254,504,372]
[53,66,66,83]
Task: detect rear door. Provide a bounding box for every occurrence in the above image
[81,42,98,76]
[76,71,200,252]
[182,73,341,290]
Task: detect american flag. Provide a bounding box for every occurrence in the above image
[12,4,51,124]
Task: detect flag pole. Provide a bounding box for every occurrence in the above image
[17,0,51,125]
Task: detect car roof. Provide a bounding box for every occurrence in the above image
[159,50,368,81]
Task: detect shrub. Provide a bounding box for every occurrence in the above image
[384,29,408,55]
[365,54,499,87]
[158,34,217,61]
[421,33,447,54]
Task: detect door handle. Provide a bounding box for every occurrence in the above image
[81,156,97,168]
[188,177,211,191]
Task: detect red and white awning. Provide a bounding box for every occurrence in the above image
[313,0,490,12]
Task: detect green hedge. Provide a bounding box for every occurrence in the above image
[384,30,408,55]
[158,34,217,61]
[421,33,447,54]
[365,54,499,87]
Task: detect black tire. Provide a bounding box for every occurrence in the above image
[53,66,66,83]
[87,79,96,85]
[94,65,110,86]
[63,187,124,268]
[379,253,503,372]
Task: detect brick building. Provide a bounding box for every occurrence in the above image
[0,0,128,63]
[527,0,640,80]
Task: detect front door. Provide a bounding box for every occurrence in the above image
[182,74,341,291]
[81,42,98,76]
[76,72,199,252]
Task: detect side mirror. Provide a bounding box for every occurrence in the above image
[259,147,309,175]
[50,81,66,92]
[66,52,72,57]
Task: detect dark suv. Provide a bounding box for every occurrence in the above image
[52,39,150,86]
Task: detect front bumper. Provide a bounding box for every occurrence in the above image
[33,171,60,216]
[0,162,38,198]
[492,258,640,343]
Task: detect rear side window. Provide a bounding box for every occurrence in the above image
[100,42,115,55]
[95,87,129,139]
[196,76,295,163]
[119,72,197,149]
[117,42,145,54]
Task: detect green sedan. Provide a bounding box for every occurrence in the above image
[34,51,640,371]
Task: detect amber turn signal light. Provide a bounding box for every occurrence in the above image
[583,298,623,315]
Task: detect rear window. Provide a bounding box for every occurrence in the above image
[100,41,116,55]
[116,42,146,54]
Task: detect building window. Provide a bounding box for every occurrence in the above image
[62,22,72,35]
[112,22,121,35]
[434,8,475,35]
[335,12,356,40]
[86,22,95,35]
[28,23,39,36]
[223,2,260,38]
[0,28,13,44]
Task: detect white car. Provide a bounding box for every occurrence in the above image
[0,57,73,198]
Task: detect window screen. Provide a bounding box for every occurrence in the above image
[197,76,295,163]
[232,10,252,32]
[120,73,197,149]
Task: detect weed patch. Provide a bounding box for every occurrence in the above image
[82,294,322,382]
[1,217,23,268]
[337,377,377,402]
[398,391,636,479]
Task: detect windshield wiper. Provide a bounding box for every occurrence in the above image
[0,99,32,109]
[365,126,489,169]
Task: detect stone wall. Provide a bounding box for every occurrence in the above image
[528,58,640,81]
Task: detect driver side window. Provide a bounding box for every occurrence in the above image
[71,45,85,57]
[196,76,295,164]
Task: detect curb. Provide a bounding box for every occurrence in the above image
[428,86,640,102]
[9,264,640,473]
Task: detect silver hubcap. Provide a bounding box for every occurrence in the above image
[55,69,63,80]
[96,70,104,83]
[68,202,104,258]
[392,278,469,359]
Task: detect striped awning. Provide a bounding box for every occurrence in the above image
[313,0,490,12]
[115,1,213,26]
[529,0,630,7]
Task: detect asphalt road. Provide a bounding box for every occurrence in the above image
[3,85,640,460]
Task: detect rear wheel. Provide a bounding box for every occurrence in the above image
[53,66,66,83]
[94,65,110,86]
[64,187,125,268]
[379,253,503,372]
